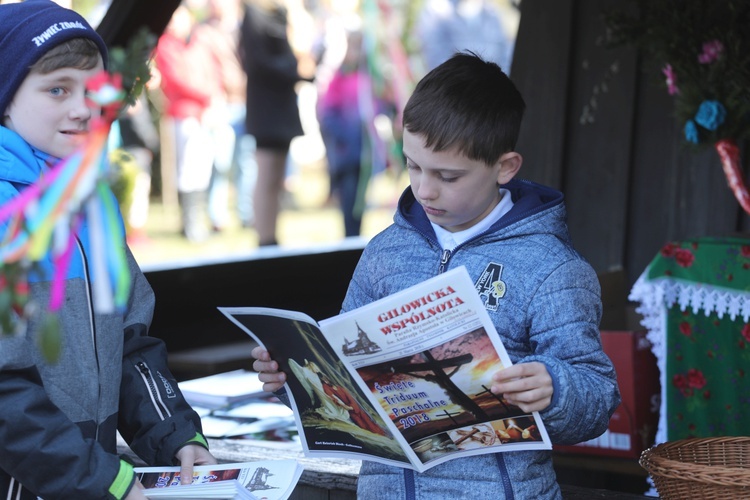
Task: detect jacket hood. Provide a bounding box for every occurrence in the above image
[0,125,45,185]
[396,178,568,245]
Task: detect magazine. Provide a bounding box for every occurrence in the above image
[136,460,303,500]
[219,266,551,473]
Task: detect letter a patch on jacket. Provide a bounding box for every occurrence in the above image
[475,263,506,312]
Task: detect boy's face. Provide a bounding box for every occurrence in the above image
[3,55,104,159]
[403,130,521,233]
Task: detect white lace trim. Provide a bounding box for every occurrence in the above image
[628,271,750,447]
[628,273,668,447]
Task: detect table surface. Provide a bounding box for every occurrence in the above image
[118,436,649,498]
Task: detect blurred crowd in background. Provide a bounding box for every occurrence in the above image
[48,0,520,254]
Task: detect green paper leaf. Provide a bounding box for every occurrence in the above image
[38,315,62,364]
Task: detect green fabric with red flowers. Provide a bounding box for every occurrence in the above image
[647,237,750,440]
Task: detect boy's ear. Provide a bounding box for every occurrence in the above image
[496,152,522,184]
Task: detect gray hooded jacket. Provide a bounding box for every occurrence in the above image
[343,179,621,499]
[0,126,205,499]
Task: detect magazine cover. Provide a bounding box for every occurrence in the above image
[220,266,551,472]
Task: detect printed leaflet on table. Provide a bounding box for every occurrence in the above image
[178,369,265,410]
[136,460,303,500]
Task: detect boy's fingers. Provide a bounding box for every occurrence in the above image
[257,370,285,383]
[251,346,269,360]
[252,358,277,373]
[180,463,194,485]
[263,381,285,392]
[251,348,285,393]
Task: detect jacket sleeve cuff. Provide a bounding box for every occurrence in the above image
[109,459,136,500]
[184,432,209,450]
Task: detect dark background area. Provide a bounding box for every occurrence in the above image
[511,0,749,287]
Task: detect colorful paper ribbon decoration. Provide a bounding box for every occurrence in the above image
[0,71,129,317]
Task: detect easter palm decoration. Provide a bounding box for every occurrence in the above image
[606,0,750,214]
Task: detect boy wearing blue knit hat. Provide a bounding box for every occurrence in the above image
[0,2,216,499]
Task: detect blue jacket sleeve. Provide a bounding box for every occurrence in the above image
[522,259,621,445]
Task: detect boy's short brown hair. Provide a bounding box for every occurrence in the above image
[402,52,526,166]
[32,38,103,75]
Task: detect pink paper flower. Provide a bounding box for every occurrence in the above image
[698,40,724,64]
[662,64,679,95]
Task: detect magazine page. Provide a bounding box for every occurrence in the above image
[136,460,303,500]
[318,266,552,472]
[219,307,411,467]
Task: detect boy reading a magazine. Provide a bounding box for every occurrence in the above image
[252,52,620,499]
[0,2,216,498]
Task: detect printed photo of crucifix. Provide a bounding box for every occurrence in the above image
[356,326,543,459]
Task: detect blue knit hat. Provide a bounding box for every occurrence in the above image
[0,0,108,116]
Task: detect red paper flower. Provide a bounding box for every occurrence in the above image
[679,321,692,337]
[661,242,678,257]
[675,248,695,267]
[85,71,125,123]
[672,373,689,389]
[742,323,750,343]
[687,368,706,389]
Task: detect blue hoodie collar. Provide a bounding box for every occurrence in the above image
[0,125,54,185]
[397,178,565,241]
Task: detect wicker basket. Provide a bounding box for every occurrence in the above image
[640,436,750,499]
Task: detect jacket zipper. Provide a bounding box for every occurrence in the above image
[438,249,451,274]
[135,361,171,420]
[495,453,515,499]
[77,236,101,442]
[404,468,416,500]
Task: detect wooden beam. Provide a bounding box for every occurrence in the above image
[96,0,180,48]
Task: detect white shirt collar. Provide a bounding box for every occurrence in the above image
[431,188,514,251]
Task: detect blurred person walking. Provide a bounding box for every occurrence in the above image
[110,93,159,245]
[155,3,219,242]
[416,0,514,73]
[240,0,307,247]
[197,0,258,232]
[317,26,386,237]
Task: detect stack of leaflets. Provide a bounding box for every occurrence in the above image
[189,395,298,441]
[137,460,303,500]
[220,266,552,473]
[178,369,266,410]
[198,411,296,441]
